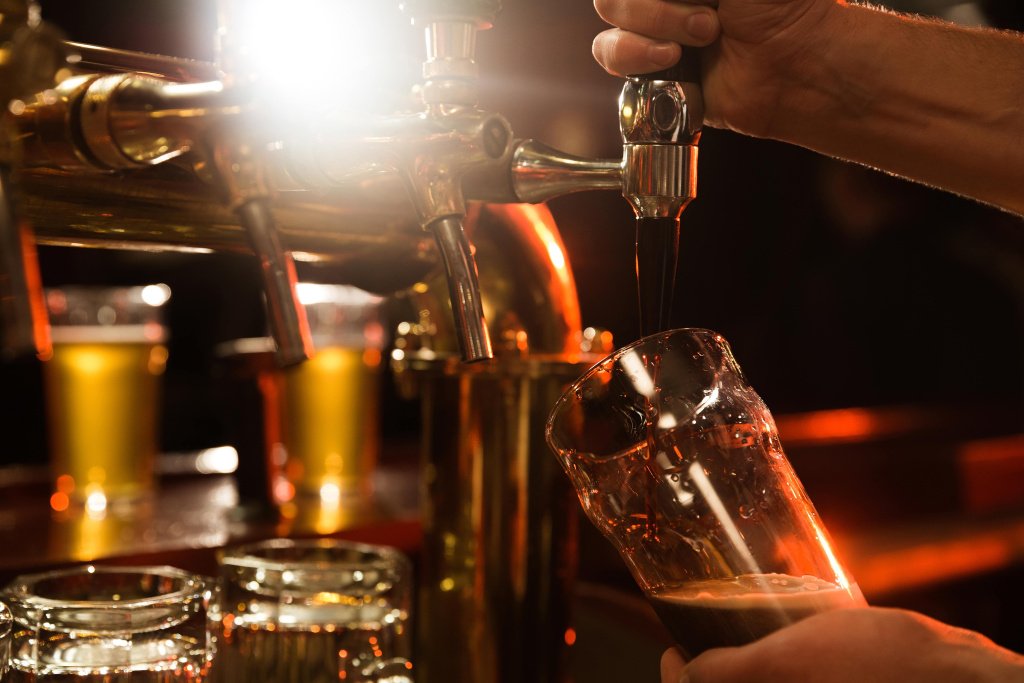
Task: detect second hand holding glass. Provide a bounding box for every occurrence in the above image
[546,328,865,659]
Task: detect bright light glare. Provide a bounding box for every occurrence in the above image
[141,284,172,307]
[296,283,381,307]
[688,461,760,575]
[619,350,655,398]
[196,446,239,474]
[85,491,108,515]
[320,482,341,505]
[229,0,417,120]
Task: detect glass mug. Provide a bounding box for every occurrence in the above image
[210,538,413,683]
[546,328,865,659]
[2,565,213,682]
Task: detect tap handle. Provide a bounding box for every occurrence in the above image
[645,45,702,85]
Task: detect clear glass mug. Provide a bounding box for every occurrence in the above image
[210,538,413,683]
[2,565,213,682]
[546,328,865,659]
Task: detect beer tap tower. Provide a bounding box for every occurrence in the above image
[0,0,701,681]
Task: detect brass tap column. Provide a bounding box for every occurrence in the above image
[0,0,65,358]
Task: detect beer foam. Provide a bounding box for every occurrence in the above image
[50,324,166,344]
[653,573,862,610]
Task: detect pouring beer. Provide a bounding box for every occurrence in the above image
[546,328,866,659]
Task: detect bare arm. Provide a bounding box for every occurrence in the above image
[774,5,1024,215]
[592,0,1024,215]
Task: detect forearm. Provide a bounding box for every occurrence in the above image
[770,3,1024,214]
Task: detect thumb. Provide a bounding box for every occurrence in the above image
[660,648,686,683]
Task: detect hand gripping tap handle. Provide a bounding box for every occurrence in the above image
[620,47,703,220]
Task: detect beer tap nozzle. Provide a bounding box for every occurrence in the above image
[619,56,703,220]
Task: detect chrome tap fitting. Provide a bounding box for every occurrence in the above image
[620,68,703,219]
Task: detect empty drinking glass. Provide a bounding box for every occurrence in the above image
[2,565,213,682]
[0,600,11,680]
[210,538,412,683]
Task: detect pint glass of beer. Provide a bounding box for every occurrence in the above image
[210,538,413,683]
[278,284,384,508]
[43,285,171,508]
[2,565,214,682]
[546,328,866,659]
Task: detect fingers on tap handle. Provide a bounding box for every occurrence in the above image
[643,45,701,84]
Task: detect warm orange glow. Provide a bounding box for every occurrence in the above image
[49,491,69,512]
[776,406,936,446]
[564,628,577,646]
[404,661,413,670]
[362,348,382,368]
[851,536,1013,596]
[55,474,75,494]
[958,434,1024,515]
[273,478,295,504]
[776,408,877,444]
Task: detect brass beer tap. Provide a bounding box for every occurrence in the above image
[0,2,706,683]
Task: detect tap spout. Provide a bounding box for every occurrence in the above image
[428,215,492,362]
[236,198,314,366]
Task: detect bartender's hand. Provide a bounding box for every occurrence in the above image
[661,607,1024,683]
[590,0,840,138]
[591,0,1024,215]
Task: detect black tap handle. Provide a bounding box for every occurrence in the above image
[645,46,701,84]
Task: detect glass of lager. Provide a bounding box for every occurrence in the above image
[2,565,213,682]
[546,328,866,660]
[276,284,384,515]
[210,538,412,683]
[43,285,171,509]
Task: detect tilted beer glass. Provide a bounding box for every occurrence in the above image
[546,329,865,659]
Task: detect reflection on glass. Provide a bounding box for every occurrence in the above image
[546,328,865,659]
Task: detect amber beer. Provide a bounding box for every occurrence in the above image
[43,324,168,504]
[278,346,380,503]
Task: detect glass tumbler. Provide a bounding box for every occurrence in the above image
[0,599,11,680]
[278,284,385,509]
[43,284,171,508]
[2,565,213,682]
[546,328,865,659]
[211,538,412,683]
